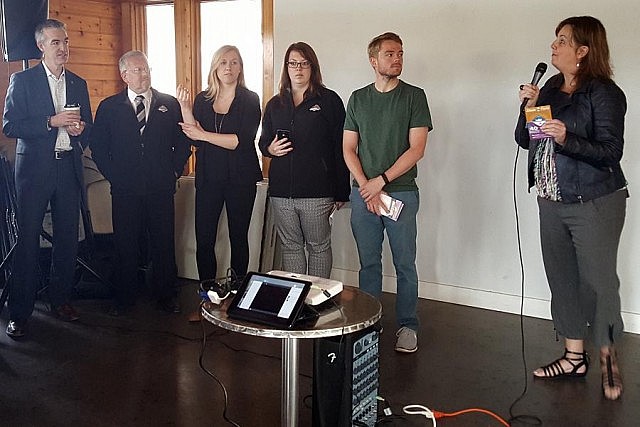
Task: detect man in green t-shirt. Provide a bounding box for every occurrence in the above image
[343,32,432,353]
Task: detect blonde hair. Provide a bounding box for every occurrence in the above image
[367,32,402,59]
[204,45,246,100]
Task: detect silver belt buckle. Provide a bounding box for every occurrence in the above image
[55,151,64,160]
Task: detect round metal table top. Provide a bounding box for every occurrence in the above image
[201,285,382,339]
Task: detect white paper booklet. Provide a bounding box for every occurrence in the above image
[379,193,404,221]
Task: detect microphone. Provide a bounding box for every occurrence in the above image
[520,62,547,111]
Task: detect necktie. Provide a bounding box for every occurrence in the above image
[135,95,146,134]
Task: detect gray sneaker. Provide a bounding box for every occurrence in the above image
[395,327,418,353]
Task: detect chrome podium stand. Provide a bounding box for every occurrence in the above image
[202,285,382,427]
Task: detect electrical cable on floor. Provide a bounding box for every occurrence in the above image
[198,301,241,427]
[403,404,512,426]
[375,396,407,425]
[77,317,227,342]
[378,395,393,418]
[402,404,437,426]
[212,333,291,365]
[506,146,542,426]
[80,303,313,375]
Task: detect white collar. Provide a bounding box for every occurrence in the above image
[127,88,152,104]
[43,62,65,81]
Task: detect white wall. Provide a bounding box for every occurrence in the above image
[273,0,640,332]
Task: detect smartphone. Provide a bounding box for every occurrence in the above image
[276,129,290,140]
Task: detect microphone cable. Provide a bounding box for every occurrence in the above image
[506,145,541,426]
[198,300,241,427]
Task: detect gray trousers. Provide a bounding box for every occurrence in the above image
[537,189,627,347]
[270,197,334,278]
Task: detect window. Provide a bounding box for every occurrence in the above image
[200,0,263,102]
[145,1,262,101]
[146,3,176,95]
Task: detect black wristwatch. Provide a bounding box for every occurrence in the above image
[46,116,52,131]
[381,172,390,185]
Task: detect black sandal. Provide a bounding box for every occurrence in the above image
[534,349,589,378]
[601,349,623,400]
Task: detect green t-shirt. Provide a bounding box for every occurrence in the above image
[344,80,432,191]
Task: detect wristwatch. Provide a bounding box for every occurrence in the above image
[381,172,390,185]
[46,116,52,131]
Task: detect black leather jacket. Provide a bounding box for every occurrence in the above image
[515,74,627,203]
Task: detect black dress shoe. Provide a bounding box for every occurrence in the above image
[53,303,80,322]
[6,320,26,338]
[157,297,181,314]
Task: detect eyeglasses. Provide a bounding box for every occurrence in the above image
[286,60,311,69]
[127,67,151,74]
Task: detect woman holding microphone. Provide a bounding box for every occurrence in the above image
[515,16,627,400]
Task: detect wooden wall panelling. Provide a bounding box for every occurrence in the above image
[174,0,200,92]
[261,0,274,177]
[49,0,124,114]
[0,62,27,159]
[262,0,274,106]
[51,0,119,18]
[120,0,147,54]
[174,0,200,175]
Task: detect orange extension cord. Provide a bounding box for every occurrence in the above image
[434,408,510,425]
[403,404,510,426]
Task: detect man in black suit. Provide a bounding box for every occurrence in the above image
[3,19,93,338]
[89,50,191,315]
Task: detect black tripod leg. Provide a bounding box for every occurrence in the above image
[0,243,16,316]
[75,254,113,290]
[41,232,115,293]
[77,193,114,291]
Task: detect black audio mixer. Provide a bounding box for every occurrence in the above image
[351,330,379,426]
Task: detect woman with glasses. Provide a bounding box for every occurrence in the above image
[177,45,261,285]
[259,42,350,278]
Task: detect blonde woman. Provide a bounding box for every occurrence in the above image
[177,45,261,284]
